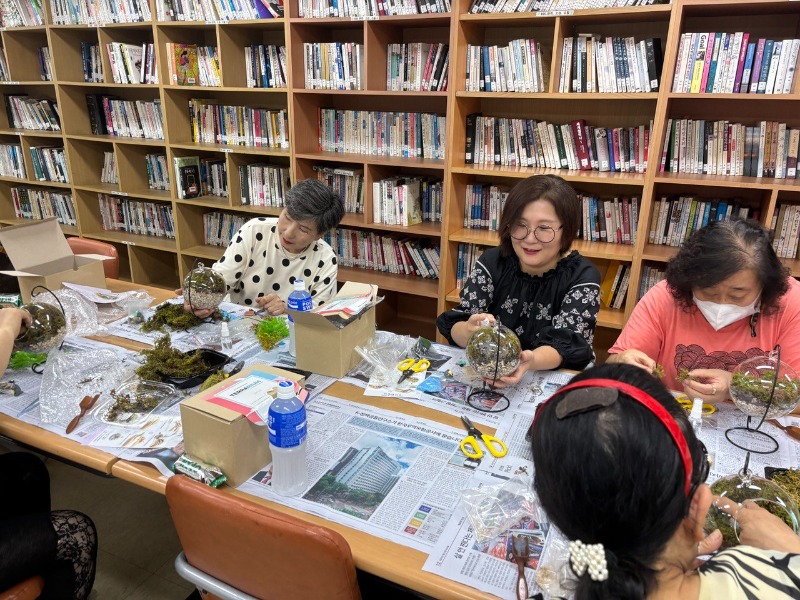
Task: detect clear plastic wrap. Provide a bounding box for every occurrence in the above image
[460,475,538,544]
[52,287,109,338]
[115,290,155,326]
[354,331,415,385]
[39,347,135,424]
[533,526,577,598]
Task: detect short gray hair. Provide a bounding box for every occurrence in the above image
[285,179,345,234]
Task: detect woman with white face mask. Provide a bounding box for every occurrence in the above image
[607,218,800,405]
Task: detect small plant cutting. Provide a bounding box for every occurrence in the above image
[7,351,47,370]
[136,335,209,381]
[254,317,289,351]
[651,363,665,379]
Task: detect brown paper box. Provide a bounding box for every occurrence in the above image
[180,364,305,487]
[288,281,377,379]
[0,218,107,302]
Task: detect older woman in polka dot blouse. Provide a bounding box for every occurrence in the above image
[193,179,345,316]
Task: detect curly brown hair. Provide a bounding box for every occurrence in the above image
[665,218,789,315]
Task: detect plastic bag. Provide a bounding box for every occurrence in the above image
[354,331,415,385]
[115,290,155,326]
[39,347,135,424]
[52,288,109,338]
[461,475,539,544]
[534,526,578,598]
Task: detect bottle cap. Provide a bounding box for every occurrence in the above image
[690,398,704,420]
[293,279,305,291]
[277,380,294,399]
[220,322,230,335]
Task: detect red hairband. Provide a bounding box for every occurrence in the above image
[532,378,694,496]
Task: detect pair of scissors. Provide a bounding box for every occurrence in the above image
[460,416,507,459]
[397,357,430,384]
[676,396,716,415]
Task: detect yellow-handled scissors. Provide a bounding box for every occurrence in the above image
[676,395,716,415]
[397,358,430,384]
[460,416,507,459]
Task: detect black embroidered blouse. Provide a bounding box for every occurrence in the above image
[437,248,601,370]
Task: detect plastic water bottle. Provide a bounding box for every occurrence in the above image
[268,381,308,496]
[287,279,312,357]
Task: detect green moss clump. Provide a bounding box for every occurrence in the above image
[200,370,226,391]
[141,303,205,333]
[769,469,800,512]
[107,387,162,421]
[136,335,209,381]
[184,268,226,294]
[676,368,694,383]
[254,317,289,351]
[651,364,665,379]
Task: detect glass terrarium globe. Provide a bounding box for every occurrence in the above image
[707,469,800,549]
[183,262,226,311]
[15,301,67,353]
[466,319,521,380]
[730,354,800,420]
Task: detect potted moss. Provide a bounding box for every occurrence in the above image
[15,300,67,354]
[730,354,800,420]
[466,318,521,381]
[183,262,226,312]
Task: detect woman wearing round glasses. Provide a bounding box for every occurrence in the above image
[437,175,600,385]
[532,363,800,599]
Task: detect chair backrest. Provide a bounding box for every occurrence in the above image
[165,476,361,600]
[0,575,44,600]
[66,237,119,280]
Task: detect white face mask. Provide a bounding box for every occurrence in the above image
[693,295,760,331]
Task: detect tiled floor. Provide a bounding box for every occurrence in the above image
[45,456,193,600]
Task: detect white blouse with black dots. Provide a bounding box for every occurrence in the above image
[210,217,338,307]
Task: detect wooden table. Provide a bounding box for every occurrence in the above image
[1,279,489,600]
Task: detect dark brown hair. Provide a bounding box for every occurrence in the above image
[665,218,789,315]
[498,175,581,256]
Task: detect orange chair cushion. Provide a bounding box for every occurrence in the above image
[166,476,361,600]
[66,238,120,280]
[0,576,44,600]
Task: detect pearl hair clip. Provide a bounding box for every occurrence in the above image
[569,539,609,582]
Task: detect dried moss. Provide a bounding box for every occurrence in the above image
[254,317,289,351]
[199,370,226,391]
[106,387,162,422]
[136,335,209,381]
[651,364,665,379]
[141,303,205,332]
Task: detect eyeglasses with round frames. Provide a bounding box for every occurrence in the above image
[509,222,563,243]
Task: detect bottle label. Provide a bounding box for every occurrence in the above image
[287,294,313,312]
[268,406,307,448]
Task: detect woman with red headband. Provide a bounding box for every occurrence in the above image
[532,364,800,599]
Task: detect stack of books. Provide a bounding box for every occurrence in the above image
[189,100,288,148]
[313,166,364,214]
[648,196,757,247]
[468,0,667,14]
[463,184,510,231]
[297,0,449,17]
[578,195,640,245]
[599,261,631,310]
[238,163,291,206]
[12,188,75,225]
[38,47,53,81]
[155,0,282,22]
[387,43,449,92]
[245,44,287,89]
[639,265,666,300]
[372,177,425,227]
[0,143,25,179]
[50,0,151,24]
[0,0,44,27]
[770,204,800,259]
[81,42,104,83]
[86,95,164,139]
[167,44,220,87]
[29,146,68,183]
[98,193,175,239]
[455,243,488,289]
[203,211,247,247]
[466,40,545,93]
[4,95,60,131]
[106,42,157,85]
[303,43,364,90]
[146,153,169,191]
[101,151,117,184]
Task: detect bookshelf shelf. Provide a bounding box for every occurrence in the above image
[0,218,77,235]
[181,244,223,260]
[456,92,659,100]
[171,143,289,156]
[450,165,645,185]
[597,307,625,329]
[0,176,70,188]
[338,266,438,298]
[459,6,671,25]
[295,151,445,169]
[67,134,166,146]
[83,230,178,252]
[641,243,678,263]
[0,129,62,138]
[572,239,635,261]
[175,196,232,209]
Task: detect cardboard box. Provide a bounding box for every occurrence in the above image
[0,218,107,302]
[288,281,377,378]
[180,365,305,487]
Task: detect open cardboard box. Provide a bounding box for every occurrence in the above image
[180,364,305,487]
[288,281,377,378]
[0,218,108,302]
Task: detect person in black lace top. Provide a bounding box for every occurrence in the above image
[437,175,600,385]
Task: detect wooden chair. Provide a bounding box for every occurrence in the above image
[0,576,44,600]
[66,238,119,280]
[165,476,361,600]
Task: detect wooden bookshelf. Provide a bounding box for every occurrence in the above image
[0,0,795,348]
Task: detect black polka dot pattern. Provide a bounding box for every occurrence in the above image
[245,298,252,305]
[331,257,337,265]
[234,254,242,263]
[323,277,331,285]
[256,233,263,241]
[273,283,280,291]
[266,266,274,275]
[289,276,295,284]
[282,258,290,267]
[219,256,226,263]
[252,275,260,283]
[235,272,242,279]
[236,236,242,243]
[304,269,312,277]
[248,259,254,267]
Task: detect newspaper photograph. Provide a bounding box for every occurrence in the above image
[239,394,478,553]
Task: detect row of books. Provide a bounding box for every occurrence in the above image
[204,211,247,247]
[174,156,227,199]
[303,43,364,91]
[638,264,666,300]
[313,166,364,214]
[81,42,104,83]
[372,177,442,226]
[659,119,800,179]
[318,109,446,160]
[168,44,220,87]
[146,153,170,191]
[468,0,666,14]
[455,243,488,289]
[4,95,60,132]
[559,35,662,93]
[465,114,651,173]
[38,47,52,81]
[155,0,282,22]
[770,204,800,260]
[648,196,757,247]
[466,40,546,93]
[107,42,157,85]
[599,261,630,310]
[0,143,24,179]
[297,0,449,18]
[30,145,68,183]
[86,95,164,139]
[101,151,117,184]
[323,227,441,279]
[50,0,151,24]
[463,184,509,231]
[98,193,175,239]
[0,48,9,81]
[189,101,288,148]
[245,44,286,89]
[579,195,639,245]
[0,0,43,27]
[673,33,800,95]
[238,163,291,207]
[387,43,449,92]
[12,187,75,226]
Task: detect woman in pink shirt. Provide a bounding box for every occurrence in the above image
[607,218,800,403]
